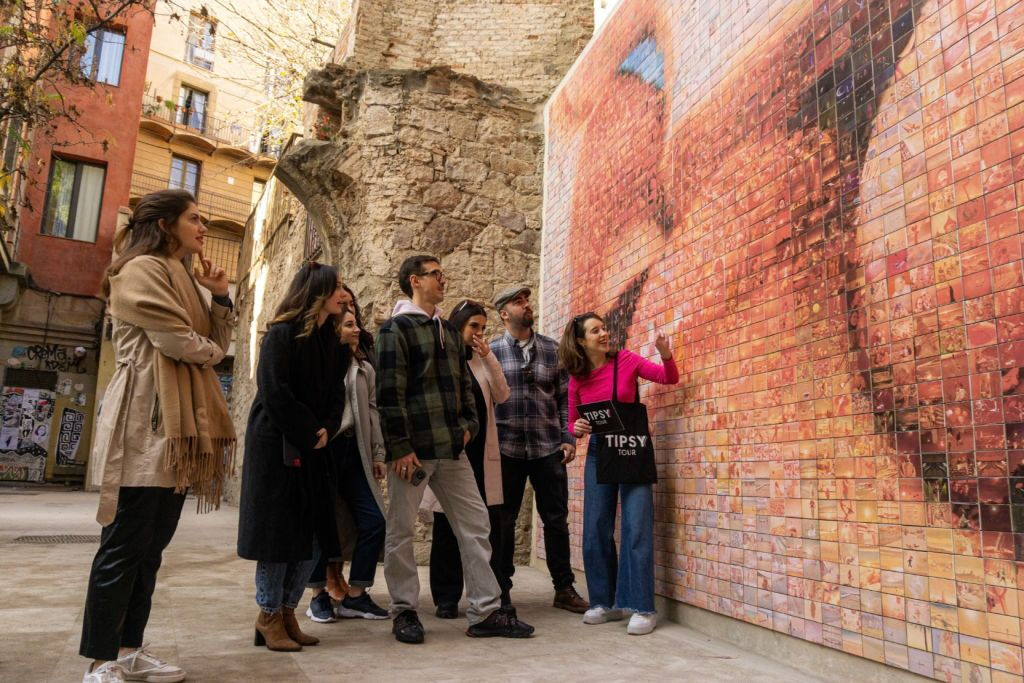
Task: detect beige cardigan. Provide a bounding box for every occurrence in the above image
[423,350,510,511]
[89,300,234,525]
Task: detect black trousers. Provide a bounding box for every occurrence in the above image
[429,506,509,606]
[80,487,186,661]
[499,451,575,592]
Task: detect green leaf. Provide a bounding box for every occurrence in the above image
[70,21,86,45]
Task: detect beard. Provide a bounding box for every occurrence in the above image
[515,311,535,328]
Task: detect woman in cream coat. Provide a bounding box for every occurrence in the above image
[304,301,390,622]
[426,300,512,618]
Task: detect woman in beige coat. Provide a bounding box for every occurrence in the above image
[81,190,235,683]
[427,300,512,619]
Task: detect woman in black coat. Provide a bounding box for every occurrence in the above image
[238,262,350,652]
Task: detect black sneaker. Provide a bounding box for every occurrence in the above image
[466,606,535,638]
[435,603,458,619]
[339,592,389,620]
[305,590,336,623]
[392,609,425,644]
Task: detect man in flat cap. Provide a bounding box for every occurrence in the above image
[490,285,589,613]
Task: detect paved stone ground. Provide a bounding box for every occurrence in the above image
[0,488,821,682]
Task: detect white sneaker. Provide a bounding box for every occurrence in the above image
[116,645,186,682]
[627,612,657,635]
[583,606,626,624]
[83,662,125,683]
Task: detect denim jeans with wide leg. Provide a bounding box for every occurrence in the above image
[582,437,655,614]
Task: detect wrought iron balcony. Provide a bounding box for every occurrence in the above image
[140,95,281,159]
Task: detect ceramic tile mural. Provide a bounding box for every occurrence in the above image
[543,0,1024,679]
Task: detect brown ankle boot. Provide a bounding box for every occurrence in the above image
[281,606,320,646]
[254,610,302,651]
[553,586,589,614]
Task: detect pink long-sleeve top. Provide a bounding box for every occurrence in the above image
[568,349,679,430]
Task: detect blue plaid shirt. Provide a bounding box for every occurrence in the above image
[490,331,572,459]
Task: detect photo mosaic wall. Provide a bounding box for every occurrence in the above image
[543,0,1024,679]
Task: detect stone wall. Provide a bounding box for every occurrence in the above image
[283,65,544,327]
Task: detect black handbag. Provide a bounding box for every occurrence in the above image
[594,353,657,485]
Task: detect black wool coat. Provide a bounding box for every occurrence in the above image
[238,320,349,562]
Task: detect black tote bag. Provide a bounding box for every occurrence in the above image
[594,353,657,485]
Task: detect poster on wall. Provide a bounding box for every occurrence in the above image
[0,387,51,482]
[56,407,85,465]
[0,387,49,483]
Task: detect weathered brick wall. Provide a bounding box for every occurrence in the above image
[545,0,1024,679]
[335,0,592,102]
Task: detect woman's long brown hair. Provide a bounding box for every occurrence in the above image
[101,189,195,299]
[557,312,606,378]
[269,262,345,339]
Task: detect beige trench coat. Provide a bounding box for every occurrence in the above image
[89,300,234,525]
[423,350,511,512]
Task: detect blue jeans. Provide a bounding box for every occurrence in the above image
[255,556,316,614]
[307,435,386,589]
[582,437,655,614]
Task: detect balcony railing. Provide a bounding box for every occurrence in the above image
[140,95,281,158]
[130,171,253,227]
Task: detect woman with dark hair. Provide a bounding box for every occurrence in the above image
[341,283,375,364]
[304,291,389,623]
[82,190,235,683]
[425,299,513,618]
[237,262,350,652]
[558,312,677,636]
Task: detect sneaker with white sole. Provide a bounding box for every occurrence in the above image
[306,590,337,623]
[83,662,125,683]
[627,612,657,635]
[582,606,626,624]
[338,591,389,620]
[116,645,185,682]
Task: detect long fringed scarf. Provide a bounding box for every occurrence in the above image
[108,254,236,513]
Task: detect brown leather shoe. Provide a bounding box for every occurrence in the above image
[553,586,589,613]
[255,610,302,651]
[281,606,320,646]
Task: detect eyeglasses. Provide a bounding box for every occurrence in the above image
[418,269,446,283]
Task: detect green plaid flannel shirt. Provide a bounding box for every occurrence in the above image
[375,313,479,461]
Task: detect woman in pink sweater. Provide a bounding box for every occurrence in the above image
[558,312,678,635]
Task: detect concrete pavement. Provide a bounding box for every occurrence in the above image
[0,488,821,682]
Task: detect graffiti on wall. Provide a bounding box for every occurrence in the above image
[546,0,1024,679]
[24,344,88,373]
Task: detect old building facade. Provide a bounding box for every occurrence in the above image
[0,5,154,484]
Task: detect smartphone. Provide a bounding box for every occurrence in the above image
[410,467,427,486]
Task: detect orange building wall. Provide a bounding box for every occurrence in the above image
[544,0,1024,679]
[16,5,154,297]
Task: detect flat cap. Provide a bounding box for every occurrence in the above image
[492,285,532,310]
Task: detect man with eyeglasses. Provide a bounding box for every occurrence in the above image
[490,285,589,613]
[377,255,534,644]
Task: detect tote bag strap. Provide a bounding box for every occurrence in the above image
[609,351,641,406]
[611,351,619,404]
